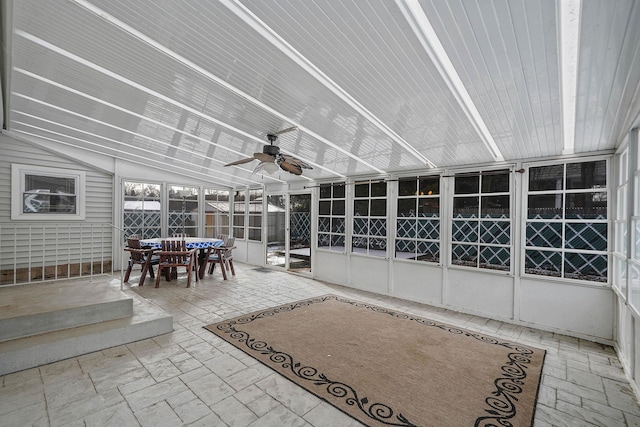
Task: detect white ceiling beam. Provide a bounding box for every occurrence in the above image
[559,0,582,155]
[67,0,366,176]
[222,0,436,169]
[396,0,504,163]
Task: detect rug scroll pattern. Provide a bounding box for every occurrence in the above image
[208,295,544,427]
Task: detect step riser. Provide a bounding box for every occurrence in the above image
[0,299,134,342]
[0,316,173,376]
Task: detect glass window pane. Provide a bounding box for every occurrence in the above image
[453,197,479,218]
[452,220,478,242]
[398,179,417,196]
[480,222,510,244]
[565,193,607,219]
[355,183,369,198]
[352,236,368,251]
[480,247,510,271]
[398,199,416,217]
[397,219,416,238]
[369,219,387,236]
[354,217,368,235]
[526,223,562,248]
[452,244,477,267]
[481,170,509,193]
[481,195,510,218]
[396,239,415,258]
[455,175,479,194]
[418,219,439,240]
[566,161,606,189]
[319,200,331,215]
[525,250,561,277]
[419,177,439,195]
[333,184,345,199]
[332,218,345,233]
[370,199,386,216]
[529,164,564,191]
[564,253,607,282]
[630,263,640,311]
[354,200,369,216]
[371,182,386,197]
[332,234,345,249]
[320,184,331,199]
[527,194,563,219]
[318,217,330,233]
[318,233,330,247]
[418,198,439,217]
[417,241,439,263]
[565,223,607,251]
[332,200,345,215]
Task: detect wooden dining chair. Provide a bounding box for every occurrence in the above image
[206,237,236,279]
[124,237,159,286]
[155,240,198,287]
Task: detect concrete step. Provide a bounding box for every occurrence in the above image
[0,280,134,341]
[0,278,174,376]
[0,297,173,376]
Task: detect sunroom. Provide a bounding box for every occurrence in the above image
[1,0,640,424]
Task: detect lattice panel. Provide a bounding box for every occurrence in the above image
[370,238,387,250]
[451,244,477,264]
[124,212,143,228]
[418,219,439,240]
[370,219,387,236]
[480,222,510,244]
[480,247,510,269]
[417,241,439,261]
[565,223,607,251]
[526,222,562,247]
[332,218,345,233]
[318,234,330,247]
[396,239,415,253]
[331,235,345,248]
[318,217,330,233]
[565,253,607,281]
[525,250,561,276]
[143,212,161,227]
[168,213,184,228]
[397,219,416,238]
[291,212,311,243]
[452,221,478,242]
[353,218,368,235]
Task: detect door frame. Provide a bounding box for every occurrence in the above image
[264,190,313,274]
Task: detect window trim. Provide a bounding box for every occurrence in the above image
[521,156,610,285]
[11,163,86,220]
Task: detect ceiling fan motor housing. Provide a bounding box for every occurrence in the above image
[263,143,280,155]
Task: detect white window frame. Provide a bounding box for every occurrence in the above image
[522,156,610,285]
[11,164,86,220]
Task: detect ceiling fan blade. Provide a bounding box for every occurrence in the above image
[254,152,276,163]
[272,126,297,136]
[277,160,303,175]
[224,156,256,166]
[282,155,313,170]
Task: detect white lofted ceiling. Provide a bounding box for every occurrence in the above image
[2,0,640,187]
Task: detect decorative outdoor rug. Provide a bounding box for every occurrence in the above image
[204,295,545,427]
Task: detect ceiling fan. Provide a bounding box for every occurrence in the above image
[224,127,312,176]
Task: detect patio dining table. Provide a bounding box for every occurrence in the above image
[140,237,224,279]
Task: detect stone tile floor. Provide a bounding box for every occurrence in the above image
[1,262,640,426]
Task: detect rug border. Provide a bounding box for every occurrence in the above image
[204,294,546,427]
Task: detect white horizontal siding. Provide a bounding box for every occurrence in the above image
[0,134,114,271]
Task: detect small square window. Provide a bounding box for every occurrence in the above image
[12,164,85,220]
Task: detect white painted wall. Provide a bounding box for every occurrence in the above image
[391,260,443,305]
[520,279,613,341]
